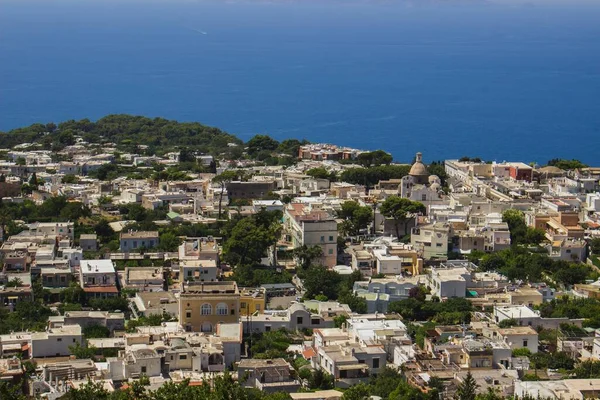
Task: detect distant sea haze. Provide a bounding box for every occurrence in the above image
[1,0,599,164]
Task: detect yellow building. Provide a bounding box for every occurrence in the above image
[239,287,266,317]
[179,281,240,333]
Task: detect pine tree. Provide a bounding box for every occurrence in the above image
[455,371,478,400]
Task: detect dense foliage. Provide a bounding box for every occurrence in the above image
[380,196,426,239]
[538,297,600,328]
[223,209,282,267]
[0,115,243,156]
[478,246,592,285]
[58,374,292,400]
[389,297,474,324]
[547,158,588,170]
[337,200,374,236]
[502,209,546,246]
[340,164,411,187]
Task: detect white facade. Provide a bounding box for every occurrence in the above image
[497,327,539,354]
[411,223,449,260]
[30,325,83,358]
[179,260,218,282]
[428,264,471,299]
[79,260,117,286]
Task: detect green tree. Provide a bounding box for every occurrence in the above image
[60,201,91,220]
[337,201,373,236]
[502,209,527,245]
[69,342,97,359]
[525,227,546,245]
[380,196,426,239]
[308,369,334,390]
[83,324,111,339]
[306,167,330,180]
[62,174,79,184]
[247,134,279,157]
[369,367,405,399]
[292,245,323,270]
[94,218,115,242]
[179,148,196,163]
[591,238,600,255]
[223,210,282,267]
[498,318,518,328]
[58,379,110,400]
[455,371,478,400]
[277,138,307,156]
[547,158,587,170]
[0,381,27,400]
[357,150,393,167]
[303,265,342,300]
[158,232,182,251]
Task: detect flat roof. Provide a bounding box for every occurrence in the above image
[121,231,159,239]
[81,259,115,273]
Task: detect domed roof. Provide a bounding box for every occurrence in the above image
[409,152,429,176]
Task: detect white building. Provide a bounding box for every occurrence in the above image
[26,222,74,240]
[284,203,338,267]
[179,259,218,283]
[79,259,118,298]
[428,262,472,299]
[30,325,83,358]
[411,222,450,260]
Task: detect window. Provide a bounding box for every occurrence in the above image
[57,338,62,342]
[255,304,261,311]
[133,241,138,247]
[179,354,187,360]
[422,194,427,201]
[297,316,304,324]
[186,311,191,319]
[328,249,333,255]
[231,309,235,315]
[241,302,247,309]
[141,366,147,374]
[216,303,228,316]
[372,358,380,369]
[523,340,528,347]
[73,338,76,343]
[320,236,325,242]
[201,303,212,315]
[311,318,320,325]
[265,326,271,332]
[329,236,333,241]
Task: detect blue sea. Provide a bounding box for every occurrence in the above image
[1,0,600,164]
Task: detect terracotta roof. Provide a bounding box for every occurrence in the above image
[303,347,317,359]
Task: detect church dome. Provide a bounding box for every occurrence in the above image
[409,152,429,177]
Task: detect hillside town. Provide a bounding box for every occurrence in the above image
[3,119,600,400]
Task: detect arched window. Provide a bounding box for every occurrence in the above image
[201,303,212,315]
[216,303,228,316]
